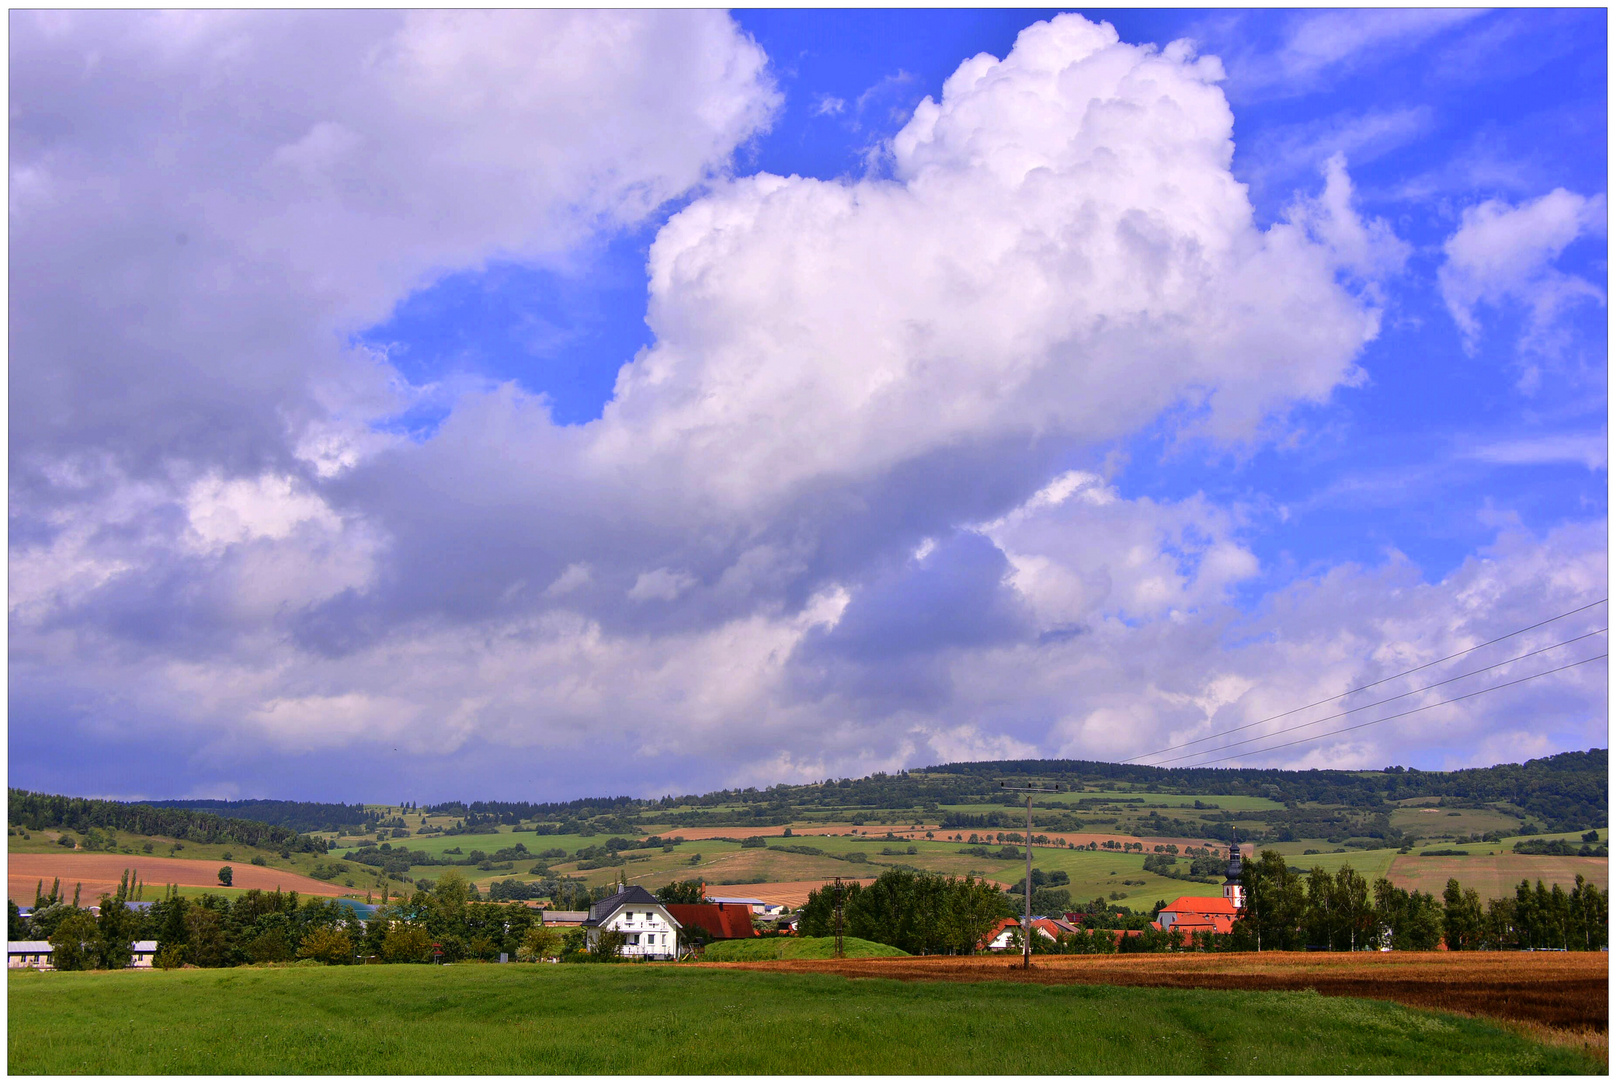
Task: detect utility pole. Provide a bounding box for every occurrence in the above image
[999,780,1063,969]
[832,877,845,960]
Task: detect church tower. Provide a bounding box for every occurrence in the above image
[1222,839,1245,910]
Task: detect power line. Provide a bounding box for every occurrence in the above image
[1188,652,1607,767]
[1137,627,1608,767]
[1122,597,1608,764]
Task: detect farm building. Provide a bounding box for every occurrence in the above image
[581,885,681,960]
[664,902,756,942]
[8,941,53,969]
[705,896,787,916]
[538,910,589,928]
[7,939,158,969]
[981,917,1076,951]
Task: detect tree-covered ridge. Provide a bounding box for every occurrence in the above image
[135,799,379,833]
[421,748,1606,838]
[8,791,328,855]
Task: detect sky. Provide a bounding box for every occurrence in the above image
[9,9,1608,804]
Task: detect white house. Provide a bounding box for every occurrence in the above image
[130,940,159,967]
[8,941,53,969]
[581,885,682,959]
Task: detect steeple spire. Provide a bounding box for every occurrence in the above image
[1223,836,1245,909]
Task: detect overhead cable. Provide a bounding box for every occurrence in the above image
[1137,627,1608,767]
[1122,597,1608,764]
[1188,652,1608,768]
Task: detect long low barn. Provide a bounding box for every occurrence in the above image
[8,940,158,969]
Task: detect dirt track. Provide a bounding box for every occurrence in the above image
[704,951,1608,1031]
[9,853,352,903]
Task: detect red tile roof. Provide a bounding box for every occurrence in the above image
[664,902,756,940]
[1159,896,1239,916]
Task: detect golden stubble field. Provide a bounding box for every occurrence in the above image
[705,950,1609,1033]
[1385,854,1607,895]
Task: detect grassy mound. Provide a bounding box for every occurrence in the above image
[8,964,1598,1074]
[700,935,908,961]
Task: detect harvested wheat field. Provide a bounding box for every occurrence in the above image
[1386,853,1607,896]
[9,853,351,903]
[705,950,1608,1032]
[699,879,875,909]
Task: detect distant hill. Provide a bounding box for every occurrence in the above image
[422,748,1608,846]
[136,799,379,834]
[8,790,329,854]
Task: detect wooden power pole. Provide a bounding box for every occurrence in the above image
[999,780,1063,969]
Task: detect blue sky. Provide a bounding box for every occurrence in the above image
[10,10,1607,803]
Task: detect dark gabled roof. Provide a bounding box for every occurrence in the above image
[581,885,672,928]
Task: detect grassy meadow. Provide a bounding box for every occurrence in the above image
[700,936,908,961]
[8,963,1598,1075]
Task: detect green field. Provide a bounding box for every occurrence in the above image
[701,936,908,960]
[7,965,1594,1074]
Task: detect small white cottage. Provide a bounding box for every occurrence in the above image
[581,885,682,959]
[8,941,54,969]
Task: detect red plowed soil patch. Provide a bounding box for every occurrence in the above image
[703,951,1608,1031]
[9,853,352,902]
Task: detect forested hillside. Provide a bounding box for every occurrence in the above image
[137,799,379,834]
[415,749,1605,842]
[8,791,329,855]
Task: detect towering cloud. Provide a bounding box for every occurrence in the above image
[10,13,1599,800]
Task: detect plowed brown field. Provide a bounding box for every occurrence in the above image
[704,951,1608,1031]
[9,853,352,903]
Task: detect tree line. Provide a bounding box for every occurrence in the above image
[7,871,581,968]
[1231,851,1607,952]
[9,790,327,855]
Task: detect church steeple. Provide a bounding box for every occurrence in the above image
[1222,838,1245,910]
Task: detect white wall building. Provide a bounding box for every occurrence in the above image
[9,941,54,969]
[8,939,161,969]
[581,885,682,959]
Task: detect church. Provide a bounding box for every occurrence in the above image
[1153,839,1245,938]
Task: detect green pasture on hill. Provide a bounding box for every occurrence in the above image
[8,964,1594,1075]
[700,936,908,961]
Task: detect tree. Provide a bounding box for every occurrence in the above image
[298,926,354,964]
[184,905,230,967]
[1442,878,1485,951]
[516,925,559,961]
[94,895,138,969]
[588,927,626,961]
[217,866,234,888]
[654,880,707,905]
[1373,879,1442,950]
[1236,851,1305,951]
[48,910,100,970]
[382,925,432,963]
